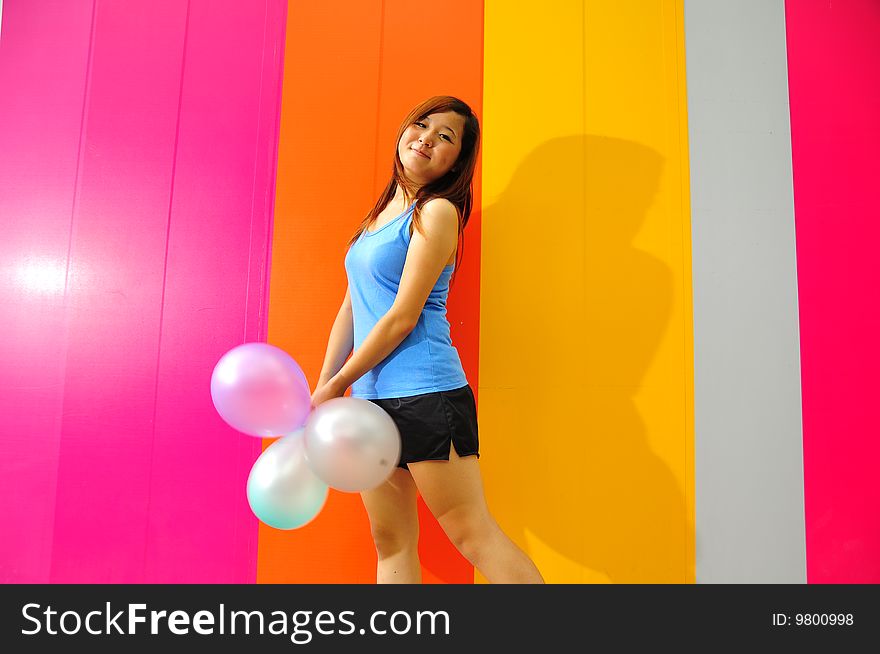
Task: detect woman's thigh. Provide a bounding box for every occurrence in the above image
[360,466,420,541]
[407,443,490,528]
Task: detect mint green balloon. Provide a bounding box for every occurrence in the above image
[246,430,328,530]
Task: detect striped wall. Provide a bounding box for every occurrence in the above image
[785,0,880,583]
[259,0,484,584]
[686,0,806,583]
[0,0,878,583]
[478,0,693,583]
[0,0,285,582]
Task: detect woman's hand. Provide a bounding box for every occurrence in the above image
[310,376,347,408]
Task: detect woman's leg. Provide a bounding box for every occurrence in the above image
[360,466,421,584]
[408,445,544,584]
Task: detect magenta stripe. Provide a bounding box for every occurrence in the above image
[48,1,192,582]
[0,0,95,583]
[143,0,286,583]
[0,1,285,582]
[786,0,880,582]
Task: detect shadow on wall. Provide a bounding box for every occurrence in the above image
[473,134,691,583]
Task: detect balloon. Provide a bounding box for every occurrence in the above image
[246,429,329,530]
[210,342,310,437]
[303,397,401,492]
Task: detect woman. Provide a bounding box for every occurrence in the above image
[310,96,544,584]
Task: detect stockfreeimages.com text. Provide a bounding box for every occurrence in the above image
[21,602,450,644]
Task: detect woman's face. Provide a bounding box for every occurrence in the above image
[397,110,466,187]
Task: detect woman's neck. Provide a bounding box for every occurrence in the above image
[393,185,418,207]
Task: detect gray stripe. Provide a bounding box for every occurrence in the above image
[685,0,806,583]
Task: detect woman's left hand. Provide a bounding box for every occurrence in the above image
[310,377,347,409]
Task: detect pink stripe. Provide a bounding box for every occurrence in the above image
[143,0,286,583]
[0,1,285,582]
[786,0,880,582]
[48,0,192,582]
[0,0,94,583]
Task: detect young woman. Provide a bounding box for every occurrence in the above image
[310,96,544,584]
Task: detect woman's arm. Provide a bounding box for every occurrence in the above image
[318,199,459,400]
[316,287,355,388]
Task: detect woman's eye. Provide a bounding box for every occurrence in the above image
[414,122,452,143]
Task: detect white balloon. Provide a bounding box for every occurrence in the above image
[303,398,401,492]
[246,430,329,529]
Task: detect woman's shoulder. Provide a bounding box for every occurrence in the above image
[420,197,458,215]
[413,197,458,231]
[417,198,460,231]
[409,198,459,254]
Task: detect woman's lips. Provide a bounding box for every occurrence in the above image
[412,149,430,159]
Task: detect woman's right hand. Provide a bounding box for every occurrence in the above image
[310,376,347,409]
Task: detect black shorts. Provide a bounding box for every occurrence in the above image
[367,384,480,471]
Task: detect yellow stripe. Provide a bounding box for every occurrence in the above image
[479,0,694,583]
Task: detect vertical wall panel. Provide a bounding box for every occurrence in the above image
[785,0,880,583]
[261,0,483,584]
[0,0,94,582]
[686,0,806,583]
[259,0,384,585]
[374,0,484,585]
[48,0,191,582]
[481,0,693,583]
[0,0,285,582]
[145,0,286,583]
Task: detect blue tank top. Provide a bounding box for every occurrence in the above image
[344,202,468,399]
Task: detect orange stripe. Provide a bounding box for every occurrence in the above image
[259,0,483,584]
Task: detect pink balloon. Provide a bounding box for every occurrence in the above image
[210,343,310,437]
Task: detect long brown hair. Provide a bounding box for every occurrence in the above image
[347,96,481,285]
